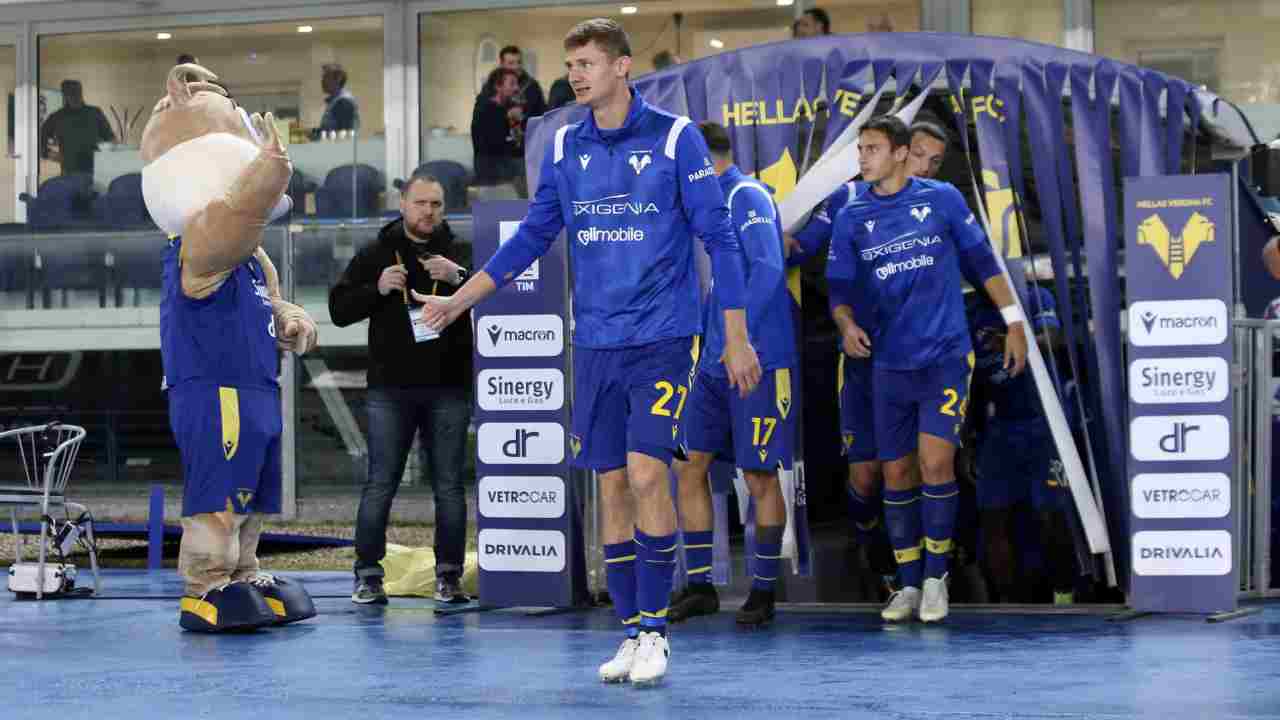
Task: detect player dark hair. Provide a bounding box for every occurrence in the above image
[861,115,911,150]
[698,121,732,157]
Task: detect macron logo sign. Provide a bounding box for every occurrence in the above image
[477,315,563,358]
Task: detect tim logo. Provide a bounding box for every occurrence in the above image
[864,220,876,233]
[910,205,932,223]
[579,154,591,170]
[628,151,652,175]
[1137,211,1214,280]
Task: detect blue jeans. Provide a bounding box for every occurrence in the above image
[354,386,471,580]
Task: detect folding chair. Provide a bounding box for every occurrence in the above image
[0,422,100,599]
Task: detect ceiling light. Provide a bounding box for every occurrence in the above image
[776,0,794,5]
[709,38,724,49]
[621,6,638,14]
[156,32,172,40]
[297,25,314,33]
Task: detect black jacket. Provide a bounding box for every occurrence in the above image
[328,217,473,389]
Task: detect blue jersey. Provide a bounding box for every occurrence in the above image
[791,180,865,266]
[970,285,1061,423]
[701,166,796,376]
[826,177,1002,371]
[160,239,279,391]
[484,92,746,350]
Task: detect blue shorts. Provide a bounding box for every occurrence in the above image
[873,352,975,462]
[838,353,876,463]
[679,366,795,471]
[169,383,282,517]
[976,420,1065,511]
[571,336,698,472]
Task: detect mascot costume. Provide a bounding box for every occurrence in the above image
[142,63,320,631]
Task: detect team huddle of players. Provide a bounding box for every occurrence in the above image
[667,113,1080,628]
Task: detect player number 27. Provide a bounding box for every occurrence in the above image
[751,417,777,447]
[939,388,968,417]
[651,381,689,419]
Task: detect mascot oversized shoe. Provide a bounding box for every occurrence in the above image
[250,574,317,625]
[179,582,277,632]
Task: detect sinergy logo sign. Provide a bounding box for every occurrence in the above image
[1128,357,1228,405]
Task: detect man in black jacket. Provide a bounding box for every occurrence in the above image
[329,174,474,605]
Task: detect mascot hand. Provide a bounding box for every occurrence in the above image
[272,300,318,355]
[249,110,291,168]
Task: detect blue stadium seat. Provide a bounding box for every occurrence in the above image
[95,173,152,229]
[19,174,98,229]
[315,164,385,218]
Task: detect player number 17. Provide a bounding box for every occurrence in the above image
[751,416,777,446]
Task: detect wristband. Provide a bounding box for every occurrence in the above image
[1000,305,1026,326]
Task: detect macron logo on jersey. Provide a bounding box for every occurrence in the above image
[579,154,591,170]
[864,220,876,233]
[910,205,932,223]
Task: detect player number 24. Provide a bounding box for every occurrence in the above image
[651,380,689,419]
[939,388,968,417]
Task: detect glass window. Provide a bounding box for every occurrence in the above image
[36,16,387,228]
[1,43,14,224]
[1096,0,1280,136]
[972,0,1063,46]
[418,1,921,214]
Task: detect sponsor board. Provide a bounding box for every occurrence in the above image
[476,314,563,358]
[1131,530,1231,576]
[477,368,564,411]
[1130,473,1230,519]
[478,476,566,519]
[478,528,566,573]
[1129,414,1229,462]
[1128,299,1228,347]
[477,423,565,465]
[1128,357,1229,404]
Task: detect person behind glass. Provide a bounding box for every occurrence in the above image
[314,63,360,139]
[793,7,831,37]
[498,45,547,132]
[471,66,523,186]
[40,79,114,177]
[547,74,575,111]
[328,174,474,606]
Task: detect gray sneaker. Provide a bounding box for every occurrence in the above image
[435,574,470,604]
[352,577,388,605]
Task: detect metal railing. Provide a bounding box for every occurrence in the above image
[1233,318,1276,597]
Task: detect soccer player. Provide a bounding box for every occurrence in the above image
[414,19,761,685]
[826,115,1027,623]
[786,120,951,590]
[668,121,796,627]
[966,284,1078,604]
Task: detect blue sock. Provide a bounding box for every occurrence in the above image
[846,485,883,545]
[922,481,959,580]
[604,541,639,638]
[753,525,784,592]
[682,530,713,586]
[635,529,677,635]
[884,487,923,588]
